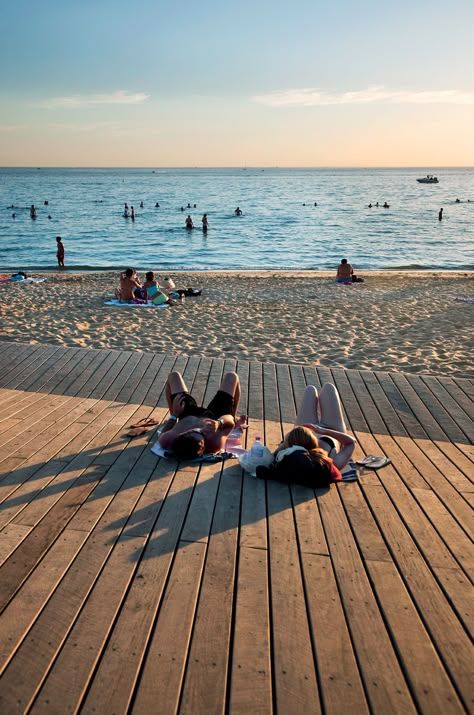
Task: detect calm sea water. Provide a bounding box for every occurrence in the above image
[0,167,473,272]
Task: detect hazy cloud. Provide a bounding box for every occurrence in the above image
[47,90,150,108]
[254,85,474,107]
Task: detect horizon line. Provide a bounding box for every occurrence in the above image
[1,165,473,170]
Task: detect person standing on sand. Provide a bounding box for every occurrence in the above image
[438,208,443,221]
[56,236,65,267]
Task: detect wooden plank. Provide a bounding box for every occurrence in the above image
[0,524,31,567]
[360,369,411,437]
[0,528,90,668]
[61,348,112,398]
[178,460,242,714]
[355,481,473,709]
[301,551,369,714]
[235,359,250,417]
[130,541,207,715]
[0,460,153,710]
[341,484,466,712]
[114,351,155,404]
[266,480,321,713]
[0,344,44,385]
[406,374,473,444]
[81,350,131,400]
[128,351,166,406]
[19,347,83,393]
[390,373,451,442]
[80,463,201,715]
[0,465,107,613]
[101,351,144,402]
[239,361,267,550]
[417,439,474,490]
[319,485,416,713]
[29,534,147,715]
[422,376,474,442]
[1,346,61,390]
[329,368,371,435]
[375,371,429,440]
[228,545,273,715]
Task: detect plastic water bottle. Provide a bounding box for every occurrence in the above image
[250,436,265,457]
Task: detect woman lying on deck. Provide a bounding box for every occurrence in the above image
[256,383,356,487]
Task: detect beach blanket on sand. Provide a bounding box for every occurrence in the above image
[0,277,47,284]
[104,299,169,308]
[455,296,474,304]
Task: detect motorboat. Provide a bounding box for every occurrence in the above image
[417,175,439,184]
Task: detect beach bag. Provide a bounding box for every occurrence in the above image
[162,277,175,290]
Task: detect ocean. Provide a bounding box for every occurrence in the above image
[0,167,473,272]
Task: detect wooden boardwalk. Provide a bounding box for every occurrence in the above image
[0,340,472,715]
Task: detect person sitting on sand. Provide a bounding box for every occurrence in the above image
[256,383,356,488]
[336,258,354,283]
[142,271,175,305]
[158,371,244,459]
[115,268,142,302]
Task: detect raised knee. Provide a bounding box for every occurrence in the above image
[320,383,338,398]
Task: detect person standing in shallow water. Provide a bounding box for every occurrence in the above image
[438,208,443,221]
[56,236,65,268]
[202,214,208,232]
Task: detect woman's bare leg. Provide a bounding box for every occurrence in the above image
[295,385,320,425]
[165,372,188,411]
[318,383,346,432]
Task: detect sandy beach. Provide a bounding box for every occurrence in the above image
[0,270,473,378]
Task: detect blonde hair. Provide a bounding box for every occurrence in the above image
[285,426,334,470]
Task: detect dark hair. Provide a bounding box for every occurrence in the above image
[341,258,348,264]
[257,449,336,488]
[125,267,134,277]
[146,271,154,281]
[173,432,205,460]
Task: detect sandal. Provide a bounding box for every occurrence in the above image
[129,417,160,429]
[356,455,391,469]
[127,426,153,438]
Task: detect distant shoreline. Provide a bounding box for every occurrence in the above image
[1,267,473,277]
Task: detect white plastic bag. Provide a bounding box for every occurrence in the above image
[237,445,274,476]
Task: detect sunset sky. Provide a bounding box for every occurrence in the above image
[1,0,473,167]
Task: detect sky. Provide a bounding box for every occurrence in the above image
[1,0,473,167]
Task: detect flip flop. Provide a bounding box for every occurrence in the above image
[129,417,160,428]
[356,455,391,469]
[127,426,153,438]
